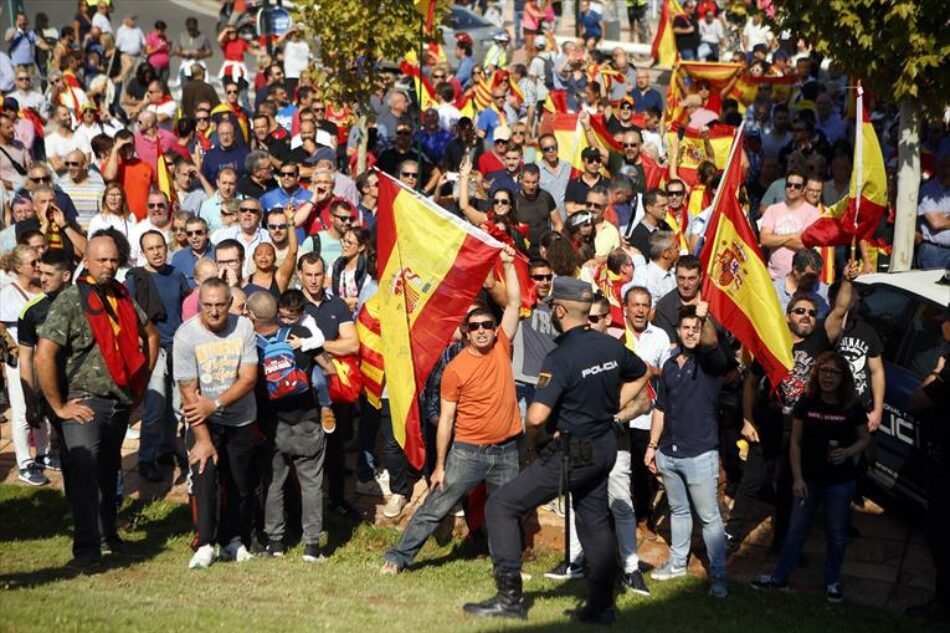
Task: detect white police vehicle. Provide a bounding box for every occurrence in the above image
[856,269,949,508]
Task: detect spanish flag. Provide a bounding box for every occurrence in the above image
[357,293,384,410]
[155,139,177,208]
[377,173,503,469]
[801,84,887,249]
[552,113,620,176]
[667,122,735,187]
[414,0,438,35]
[651,0,685,68]
[400,61,439,111]
[699,124,793,389]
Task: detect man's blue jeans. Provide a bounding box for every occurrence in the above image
[917,241,950,270]
[656,449,726,579]
[139,347,180,464]
[772,479,855,586]
[384,438,520,568]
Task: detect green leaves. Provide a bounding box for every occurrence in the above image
[772,0,948,116]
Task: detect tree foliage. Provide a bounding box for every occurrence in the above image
[293,0,448,112]
[773,0,949,114]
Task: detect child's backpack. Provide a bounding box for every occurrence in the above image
[256,326,310,401]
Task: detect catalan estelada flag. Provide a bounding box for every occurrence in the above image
[802,83,887,250]
[700,125,793,389]
[651,0,684,68]
[376,173,503,469]
[357,293,384,410]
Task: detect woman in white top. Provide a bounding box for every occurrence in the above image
[0,244,50,485]
[87,181,138,254]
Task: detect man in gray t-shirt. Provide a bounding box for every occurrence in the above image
[513,261,557,414]
[173,278,259,569]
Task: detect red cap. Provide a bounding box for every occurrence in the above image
[455,32,473,47]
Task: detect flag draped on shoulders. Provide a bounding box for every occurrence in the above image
[651,0,685,68]
[801,84,887,249]
[699,125,793,389]
[667,122,735,187]
[376,173,503,469]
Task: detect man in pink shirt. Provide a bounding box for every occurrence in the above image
[758,169,819,280]
[133,111,178,173]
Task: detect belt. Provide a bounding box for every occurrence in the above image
[454,435,521,451]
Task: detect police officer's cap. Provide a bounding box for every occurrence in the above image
[549,277,594,304]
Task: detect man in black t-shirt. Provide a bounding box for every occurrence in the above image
[18,250,72,457]
[672,0,700,60]
[828,282,885,427]
[295,253,361,519]
[726,263,858,553]
[516,164,560,250]
[246,292,327,563]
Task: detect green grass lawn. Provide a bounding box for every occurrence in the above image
[0,483,940,633]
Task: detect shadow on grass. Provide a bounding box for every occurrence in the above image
[0,487,71,542]
[0,490,191,590]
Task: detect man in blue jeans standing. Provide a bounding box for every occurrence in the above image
[644,301,730,597]
[380,246,521,575]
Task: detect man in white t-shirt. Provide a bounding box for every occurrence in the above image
[758,169,820,280]
[44,104,93,174]
[92,2,112,34]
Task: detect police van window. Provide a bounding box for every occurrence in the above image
[858,284,914,363]
[901,299,948,378]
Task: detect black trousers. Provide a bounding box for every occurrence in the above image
[486,430,618,610]
[926,457,950,606]
[377,400,411,497]
[187,422,257,549]
[724,442,792,546]
[628,428,657,525]
[56,396,130,558]
[325,403,354,505]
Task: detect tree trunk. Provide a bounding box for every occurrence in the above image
[357,114,368,174]
[890,98,920,273]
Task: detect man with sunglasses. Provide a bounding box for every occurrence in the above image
[20,163,80,227]
[382,246,522,576]
[58,149,104,231]
[606,96,641,137]
[537,134,571,218]
[211,199,270,278]
[131,191,175,265]
[565,146,606,215]
[9,69,46,119]
[260,160,311,215]
[198,167,245,232]
[377,120,439,195]
[171,216,214,286]
[513,259,557,417]
[759,168,820,280]
[726,262,859,555]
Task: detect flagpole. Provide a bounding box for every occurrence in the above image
[851,82,864,262]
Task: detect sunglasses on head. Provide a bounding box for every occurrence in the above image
[466,319,495,331]
[791,307,817,317]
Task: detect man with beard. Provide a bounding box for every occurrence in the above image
[725,262,858,554]
[465,277,648,624]
[36,235,159,566]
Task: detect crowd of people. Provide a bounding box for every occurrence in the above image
[0,0,947,624]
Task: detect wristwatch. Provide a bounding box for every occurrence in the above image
[213,398,224,413]
[647,441,658,450]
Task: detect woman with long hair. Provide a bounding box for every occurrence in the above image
[87,183,138,248]
[246,221,298,298]
[540,230,580,278]
[170,211,193,253]
[331,227,371,313]
[565,210,596,253]
[753,351,871,603]
[0,244,50,486]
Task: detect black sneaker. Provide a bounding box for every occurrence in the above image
[621,569,651,596]
[725,533,741,555]
[138,461,164,483]
[100,535,125,555]
[544,560,584,580]
[751,575,788,591]
[826,583,843,604]
[302,543,325,563]
[265,541,285,557]
[67,550,102,570]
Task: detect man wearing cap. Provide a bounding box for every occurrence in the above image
[454,33,475,89]
[465,276,649,623]
[606,96,641,136]
[564,145,607,215]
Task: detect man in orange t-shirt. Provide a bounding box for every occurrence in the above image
[381,246,521,574]
[101,130,154,221]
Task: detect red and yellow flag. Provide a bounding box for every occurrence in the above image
[667,122,735,187]
[651,0,685,68]
[414,0,438,35]
[376,174,503,469]
[155,141,177,208]
[802,84,887,249]
[400,61,439,111]
[356,293,384,410]
[552,113,620,175]
[700,125,793,389]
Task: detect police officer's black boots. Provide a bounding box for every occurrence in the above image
[462,571,527,620]
[565,602,617,625]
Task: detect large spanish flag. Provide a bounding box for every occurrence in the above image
[667,122,735,187]
[651,0,684,68]
[376,173,503,468]
[801,84,887,249]
[700,125,793,389]
[552,113,621,175]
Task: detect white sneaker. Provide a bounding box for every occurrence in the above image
[383,494,407,519]
[222,538,253,563]
[376,469,392,497]
[355,478,385,497]
[188,544,215,570]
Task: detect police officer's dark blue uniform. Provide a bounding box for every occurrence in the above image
[463,277,648,623]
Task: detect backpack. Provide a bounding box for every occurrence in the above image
[256,327,311,401]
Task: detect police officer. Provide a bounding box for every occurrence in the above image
[463,277,649,624]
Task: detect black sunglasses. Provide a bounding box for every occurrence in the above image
[280,171,299,177]
[541,145,557,152]
[588,313,610,323]
[493,198,511,206]
[530,274,553,281]
[400,171,419,178]
[466,320,496,331]
[186,230,206,237]
[239,206,260,213]
[147,203,167,209]
[30,176,51,183]
[267,223,289,230]
[333,214,355,222]
[786,182,804,190]
[791,307,817,317]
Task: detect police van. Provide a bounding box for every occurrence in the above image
[857,269,949,508]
